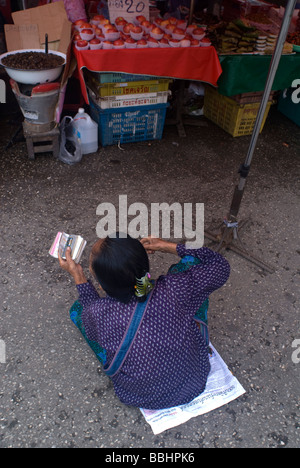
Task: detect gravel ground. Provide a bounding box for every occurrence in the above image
[0,82,299,449]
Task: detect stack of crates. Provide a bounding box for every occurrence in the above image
[86,71,172,147]
[204,85,274,137]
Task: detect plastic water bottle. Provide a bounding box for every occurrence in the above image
[73,108,98,154]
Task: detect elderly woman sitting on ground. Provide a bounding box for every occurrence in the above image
[58,233,230,410]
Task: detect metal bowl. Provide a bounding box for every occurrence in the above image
[0,49,66,85]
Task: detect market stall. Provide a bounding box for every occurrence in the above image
[218,53,300,96]
[206,2,300,95]
[68,0,300,141]
[74,46,223,103]
[67,8,228,144]
[1,0,300,151]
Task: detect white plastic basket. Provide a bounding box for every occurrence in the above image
[88,87,171,109]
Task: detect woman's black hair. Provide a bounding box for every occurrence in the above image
[91,233,150,303]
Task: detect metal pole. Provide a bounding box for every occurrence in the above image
[188,0,196,25]
[244,0,297,170]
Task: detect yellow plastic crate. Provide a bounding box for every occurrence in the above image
[88,77,172,97]
[204,86,272,137]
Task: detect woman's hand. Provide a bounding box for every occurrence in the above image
[58,247,87,285]
[140,237,178,255]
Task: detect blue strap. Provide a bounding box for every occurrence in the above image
[104,289,154,377]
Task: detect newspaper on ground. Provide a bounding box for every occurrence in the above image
[140,344,246,434]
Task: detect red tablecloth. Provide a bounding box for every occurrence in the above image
[74,47,222,103]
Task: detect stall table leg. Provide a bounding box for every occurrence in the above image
[166,80,208,137]
[22,122,60,160]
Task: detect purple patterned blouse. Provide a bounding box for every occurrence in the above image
[77,244,230,410]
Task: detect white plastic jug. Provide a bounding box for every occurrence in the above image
[73,108,98,155]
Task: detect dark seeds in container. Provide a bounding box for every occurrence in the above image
[1,52,65,70]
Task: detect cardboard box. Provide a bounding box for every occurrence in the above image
[6,1,71,54]
[4,1,73,87]
[4,24,41,51]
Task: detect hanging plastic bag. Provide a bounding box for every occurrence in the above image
[58,116,82,165]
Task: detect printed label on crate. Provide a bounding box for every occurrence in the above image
[114,92,156,100]
[120,97,150,106]
[125,85,149,94]
[98,80,171,97]
[108,0,149,25]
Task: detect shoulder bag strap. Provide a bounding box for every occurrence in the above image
[104,288,154,378]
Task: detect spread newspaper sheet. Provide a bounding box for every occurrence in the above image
[140,344,246,434]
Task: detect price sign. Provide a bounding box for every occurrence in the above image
[108,0,149,25]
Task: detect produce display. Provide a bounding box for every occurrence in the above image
[72,6,299,56]
[264,36,293,55]
[208,17,295,55]
[73,14,211,50]
[244,12,273,26]
[288,32,300,46]
[212,19,260,54]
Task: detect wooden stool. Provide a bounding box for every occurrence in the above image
[22,121,60,160]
